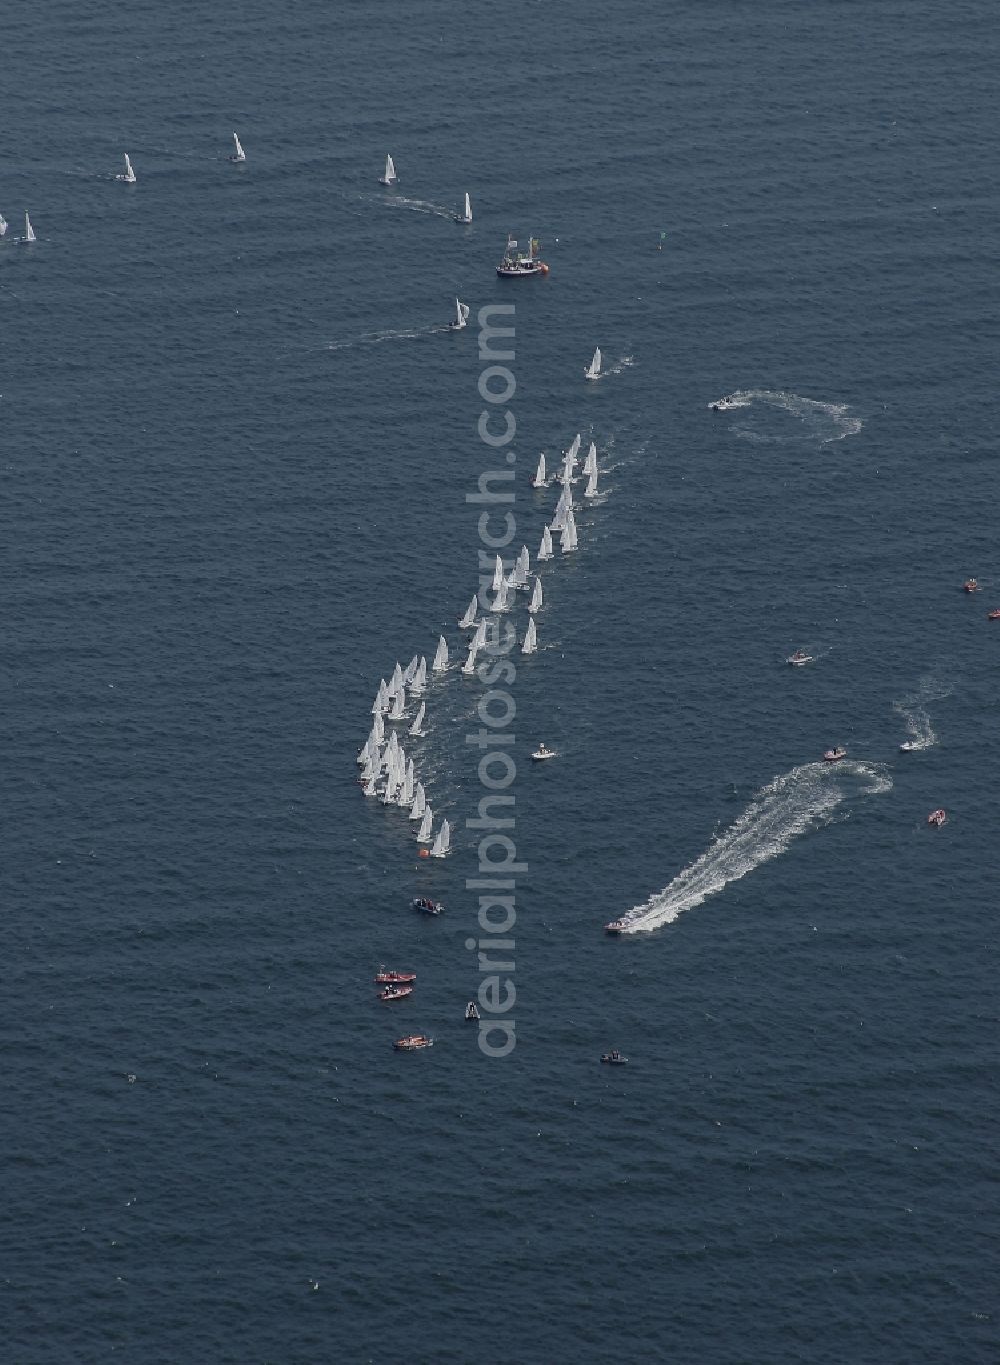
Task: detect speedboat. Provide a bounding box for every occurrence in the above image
[600,1050,628,1065]
[823,748,847,762]
[496,234,549,277]
[787,650,813,667]
[604,919,628,935]
[465,1001,480,1022]
[899,740,919,752]
[378,984,414,1002]
[531,744,556,762]
[412,896,444,916]
[374,969,416,984]
[963,578,979,593]
[927,808,947,827]
[394,1034,433,1051]
[989,609,1000,620]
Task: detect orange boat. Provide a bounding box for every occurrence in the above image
[393,1034,433,1052]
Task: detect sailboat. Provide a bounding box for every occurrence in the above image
[462,639,479,676]
[584,467,599,499]
[458,595,478,629]
[388,661,404,696]
[372,679,389,715]
[531,453,546,488]
[409,783,426,819]
[409,702,426,737]
[559,452,576,486]
[416,807,434,842]
[379,154,397,186]
[491,555,504,593]
[451,299,471,330]
[403,655,419,685]
[566,434,581,462]
[115,154,136,183]
[230,132,246,163]
[521,619,537,655]
[387,688,406,721]
[538,526,554,561]
[560,510,578,553]
[432,635,448,672]
[492,577,510,612]
[528,578,542,614]
[516,546,530,584]
[0,213,7,237]
[472,619,488,650]
[583,442,598,477]
[362,774,378,797]
[409,658,427,694]
[24,213,35,243]
[584,347,602,381]
[429,818,451,858]
[457,192,472,224]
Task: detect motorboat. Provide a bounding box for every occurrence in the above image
[465,1001,480,1022]
[927,809,947,827]
[531,744,556,761]
[899,740,919,752]
[963,578,979,593]
[823,748,847,762]
[413,896,444,916]
[378,984,414,1002]
[604,919,628,935]
[787,650,813,667]
[374,969,416,984]
[496,234,549,277]
[988,609,1000,620]
[600,1050,628,1065]
[393,1034,433,1051]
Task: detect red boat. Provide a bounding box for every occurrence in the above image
[393,1034,434,1051]
[605,919,628,935]
[963,578,979,593]
[988,609,1000,621]
[378,985,414,1002]
[823,748,847,762]
[374,969,416,984]
[927,809,947,827]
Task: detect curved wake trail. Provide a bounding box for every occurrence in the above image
[620,760,891,934]
[893,675,953,751]
[709,389,863,444]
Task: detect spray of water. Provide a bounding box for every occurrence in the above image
[709,389,863,444]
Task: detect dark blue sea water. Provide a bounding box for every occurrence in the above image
[4,2,999,1361]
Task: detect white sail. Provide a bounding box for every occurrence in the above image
[380,153,397,185]
[409,702,426,736]
[429,818,451,858]
[528,577,542,613]
[453,298,470,329]
[517,545,530,580]
[473,619,487,650]
[538,526,553,561]
[559,452,576,486]
[372,679,389,715]
[410,658,427,694]
[432,635,448,672]
[0,213,7,237]
[400,761,415,806]
[403,655,419,685]
[371,713,385,744]
[459,192,472,223]
[232,132,246,162]
[585,347,601,380]
[385,730,400,760]
[560,510,578,553]
[521,619,537,655]
[531,453,546,488]
[493,577,510,612]
[583,442,598,476]
[416,807,434,842]
[551,486,570,532]
[389,661,404,696]
[123,154,136,183]
[24,213,35,243]
[584,467,599,499]
[491,554,504,593]
[459,595,478,629]
[462,639,479,675]
[409,783,426,819]
[567,434,581,462]
[388,688,406,721]
[363,774,378,797]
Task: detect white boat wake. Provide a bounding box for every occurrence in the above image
[327,321,451,351]
[369,192,457,220]
[618,760,892,934]
[893,675,952,752]
[709,389,863,444]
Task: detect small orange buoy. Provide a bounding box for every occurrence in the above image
[539,263,550,274]
[418,849,430,858]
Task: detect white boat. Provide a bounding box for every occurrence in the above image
[409,702,426,737]
[461,640,479,676]
[517,546,530,581]
[584,347,602,381]
[230,132,246,163]
[531,453,546,488]
[566,434,581,462]
[115,154,136,184]
[584,467,599,499]
[410,658,427,695]
[387,689,406,721]
[559,453,576,486]
[457,192,472,224]
[492,577,510,612]
[458,595,478,629]
[472,619,487,650]
[521,619,537,655]
[0,213,7,237]
[583,442,598,477]
[388,661,404,697]
[551,485,571,532]
[362,774,378,797]
[491,555,504,593]
[416,807,434,842]
[371,713,384,743]
[538,526,554,561]
[528,578,542,614]
[786,651,813,667]
[429,818,451,858]
[451,298,471,330]
[409,783,426,819]
[399,765,414,807]
[379,154,397,186]
[560,511,578,553]
[372,679,389,715]
[24,213,35,243]
[899,740,919,753]
[403,655,419,685]
[496,234,548,277]
[531,744,556,761]
[432,635,448,673]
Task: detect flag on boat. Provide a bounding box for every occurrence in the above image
[531,238,540,251]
